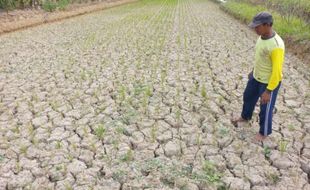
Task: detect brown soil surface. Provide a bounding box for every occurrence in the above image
[0,0,137,35]
[285,38,310,65]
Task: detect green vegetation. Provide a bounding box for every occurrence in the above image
[1,0,71,12]
[221,1,310,40]
[234,0,310,22]
[57,0,69,10]
[42,0,57,12]
[263,145,271,158]
[0,155,4,162]
[140,158,226,188]
[121,149,134,162]
[94,124,106,140]
[278,139,288,153]
[0,0,16,12]
[267,172,280,184]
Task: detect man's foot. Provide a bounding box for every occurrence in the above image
[231,117,247,127]
[254,133,267,142]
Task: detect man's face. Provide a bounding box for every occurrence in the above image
[254,24,269,36]
[254,24,264,35]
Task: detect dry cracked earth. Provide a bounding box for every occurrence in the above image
[0,0,309,189]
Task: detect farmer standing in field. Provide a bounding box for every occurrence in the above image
[232,12,285,142]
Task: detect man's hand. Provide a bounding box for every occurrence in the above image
[261,91,271,104]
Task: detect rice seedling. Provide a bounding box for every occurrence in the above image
[55,141,62,149]
[267,172,280,184]
[287,124,295,131]
[264,145,271,158]
[115,126,125,135]
[121,149,134,162]
[15,161,21,173]
[80,69,87,81]
[95,124,106,140]
[0,155,4,162]
[175,106,182,126]
[20,145,28,154]
[65,184,73,190]
[83,126,89,137]
[218,126,229,137]
[118,85,127,104]
[201,84,207,100]
[11,126,20,134]
[278,139,288,153]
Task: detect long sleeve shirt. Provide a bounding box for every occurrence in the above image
[253,32,285,91]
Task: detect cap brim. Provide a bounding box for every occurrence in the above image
[249,22,261,28]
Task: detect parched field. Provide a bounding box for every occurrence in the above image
[0,0,309,189]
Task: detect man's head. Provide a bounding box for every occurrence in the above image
[249,12,273,36]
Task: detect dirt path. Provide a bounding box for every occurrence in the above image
[0,0,309,189]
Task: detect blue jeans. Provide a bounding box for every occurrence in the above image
[241,74,281,136]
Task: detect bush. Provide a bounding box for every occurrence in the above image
[57,0,69,10]
[0,0,16,11]
[42,0,57,11]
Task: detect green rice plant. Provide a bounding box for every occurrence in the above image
[160,69,167,87]
[27,123,34,134]
[56,141,62,149]
[95,124,106,140]
[287,124,295,131]
[175,107,182,125]
[118,85,126,103]
[11,126,20,134]
[84,33,96,49]
[65,184,73,190]
[218,126,229,137]
[30,135,39,146]
[115,126,125,135]
[145,85,153,97]
[20,146,28,154]
[15,161,21,173]
[218,96,224,104]
[56,165,63,171]
[151,124,157,143]
[112,139,120,150]
[0,155,4,162]
[67,154,74,162]
[191,160,223,186]
[80,69,87,81]
[267,172,280,184]
[83,126,89,137]
[142,94,149,114]
[196,133,202,147]
[112,169,127,183]
[71,143,77,151]
[121,149,134,162]
[201,84,207,100]
[264,145,271,158]
[119,106,137,125]
[202,160,220,180]
[194,80,199,93]
[278,140,288,153]
[31,93,39,102]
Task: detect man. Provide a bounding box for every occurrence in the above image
[233,12,285,142]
